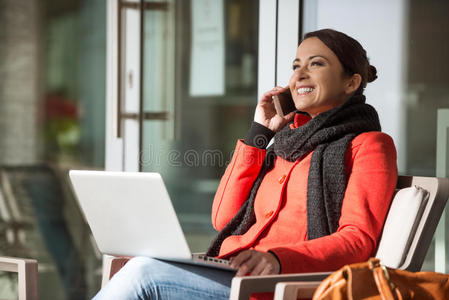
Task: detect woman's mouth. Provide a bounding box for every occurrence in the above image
[297,87,315,95]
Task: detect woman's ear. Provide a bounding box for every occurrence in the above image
[345,73,362,94]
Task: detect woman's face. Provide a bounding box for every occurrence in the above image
[289,37,355,117]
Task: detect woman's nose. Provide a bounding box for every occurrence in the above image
[294,67,309,81]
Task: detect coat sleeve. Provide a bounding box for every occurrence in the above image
[211,140,267,231]
[269,132,398,274]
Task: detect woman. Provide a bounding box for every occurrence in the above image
[94,29,397,300]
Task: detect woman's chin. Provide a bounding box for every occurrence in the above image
[293,102,308,112]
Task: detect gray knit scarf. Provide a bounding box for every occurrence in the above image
[206,94,381,257]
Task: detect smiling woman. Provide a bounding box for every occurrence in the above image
[289,30,376,118]
[94,29,398,300]
[289,37,361,117]
[205,28,397,297]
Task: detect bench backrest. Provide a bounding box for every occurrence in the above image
[375,176,449,271]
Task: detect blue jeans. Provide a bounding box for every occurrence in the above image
[93,257,235,300]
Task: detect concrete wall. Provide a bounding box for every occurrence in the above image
[0,0,43,164]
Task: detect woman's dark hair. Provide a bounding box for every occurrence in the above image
[302,29,377,95]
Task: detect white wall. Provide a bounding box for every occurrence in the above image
[276,0,300,87]
[257,0,277,100]
[258,0,300,96]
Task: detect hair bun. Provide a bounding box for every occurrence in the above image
[367,65,378,82]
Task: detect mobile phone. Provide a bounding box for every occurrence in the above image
[273,88,296,117]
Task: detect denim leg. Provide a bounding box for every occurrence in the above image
[93,257,235,300]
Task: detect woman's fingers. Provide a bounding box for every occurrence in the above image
[249,252,279,276]
[234,251,258,276]
[230,250,252,270]
[238,252,261,276]
[249,256,267,275]
[260,86,287,103]
[284,110,296,122]
[231,250,280,276]
[254,86,294,132]
[260,265,274,276]
[260,255,279,275]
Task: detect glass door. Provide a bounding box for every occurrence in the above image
[106,0,261,251]
[141,0,259,251]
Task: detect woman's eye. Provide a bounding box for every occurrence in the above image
[292,65,300,70]
[311,61,323,67]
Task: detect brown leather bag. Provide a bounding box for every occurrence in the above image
[312,258,449,300]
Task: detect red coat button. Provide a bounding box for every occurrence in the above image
[265,210,274,218]
[278,174,286,184]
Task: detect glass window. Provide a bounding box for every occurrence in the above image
[405,0,449,272]
[0,0,106,299]
[140,0,259,251]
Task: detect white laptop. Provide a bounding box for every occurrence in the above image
[69,170,235,271]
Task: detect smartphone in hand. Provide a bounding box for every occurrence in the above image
[273,88,296,117]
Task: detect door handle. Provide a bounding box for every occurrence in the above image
[120,112,170,121]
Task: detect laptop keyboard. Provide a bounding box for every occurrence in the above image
[194,254,232,267]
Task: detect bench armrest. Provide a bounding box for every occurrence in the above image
[273,281,321,300]
[229,271,330,300]
[0,256,38,300]
[101,255,132,288]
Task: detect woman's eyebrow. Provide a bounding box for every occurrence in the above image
[293,55,329,63]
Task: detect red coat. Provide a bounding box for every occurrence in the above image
[212,125,397,275]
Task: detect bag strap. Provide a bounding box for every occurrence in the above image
[369,259,403,300]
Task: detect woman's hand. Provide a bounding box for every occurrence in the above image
[254,86,295,132]
[230,250,280,276]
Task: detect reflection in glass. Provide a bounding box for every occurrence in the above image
[0,0,105,299]
[141,0,259,252]
[405,0,449,272]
